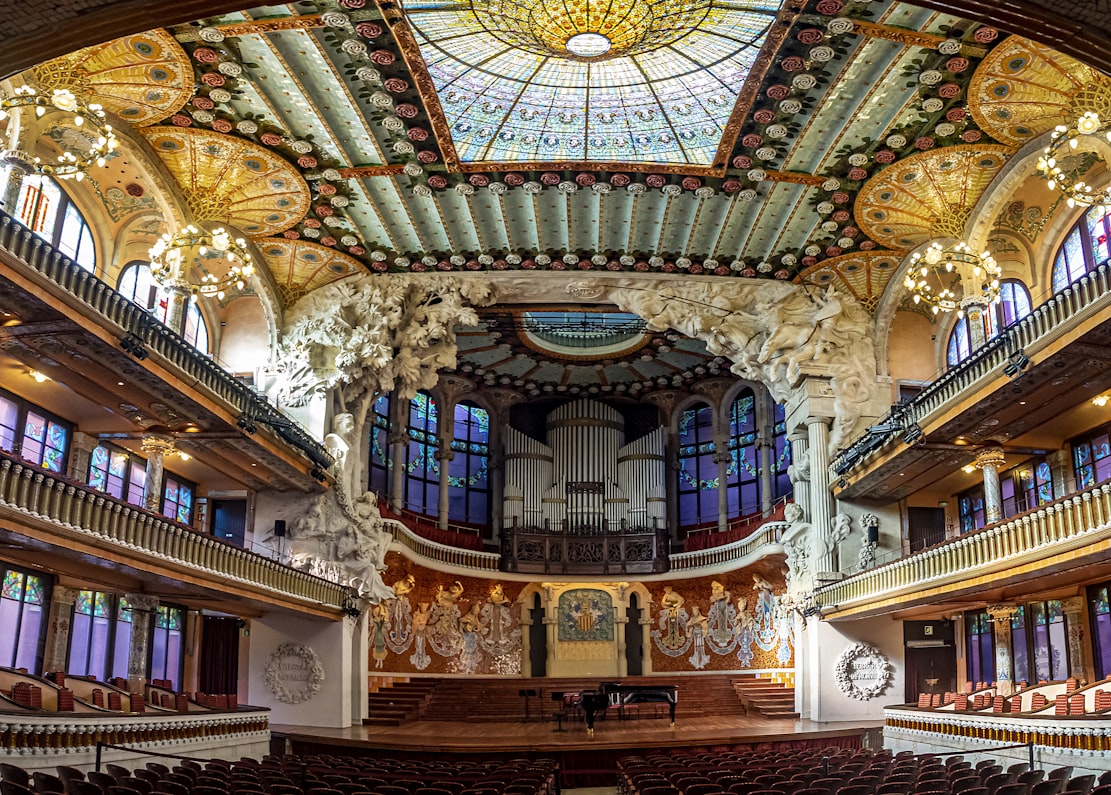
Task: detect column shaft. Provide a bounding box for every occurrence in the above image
[807,419,834,572]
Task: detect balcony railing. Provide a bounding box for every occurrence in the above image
[833,263,1111,476]
[0,211,332,472]
[671,521,787,572]
[383,518,500,572]
[0,451,347,609]
[817,480,1111,614]
[500,522,670,575]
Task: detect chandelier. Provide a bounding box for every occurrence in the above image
[148,225,255,300]
[0,87,118,181]
[904,240,1001,316]
[1037,111,1111,208]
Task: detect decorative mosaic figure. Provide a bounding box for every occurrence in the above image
[456,603,484,674]
[688,605,710,669]
[428,581,465,657]
[734,596,756,667]
[652,588,692,657]
[369,603,389,669]
[409,602,432,670]
[706,581,738,654]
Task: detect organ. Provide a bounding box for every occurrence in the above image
[502,398,666,533]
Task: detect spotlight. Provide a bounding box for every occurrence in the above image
[1003,349,1030,378]
[236,414,258,434]
[120,334,148,360]
[901,424,923,444]
[310,467,327,483]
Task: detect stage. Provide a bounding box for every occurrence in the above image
[272,714,881,771]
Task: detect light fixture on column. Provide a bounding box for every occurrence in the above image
[1037,110,1111,208]
[148,225,255,300]
[0,87,118,181]
[904,240,1002,317]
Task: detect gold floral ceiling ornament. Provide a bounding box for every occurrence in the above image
[1037,111,1111,208]
[0,86,119,181]
[475,0,711,60]
[29,29,193,126]
[139,126,310,237]
[256,238,364,307]
[903,240,1001,317]
[796,251,903,316]
[148,224,255,301]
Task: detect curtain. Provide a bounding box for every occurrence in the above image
[199,616,239,695]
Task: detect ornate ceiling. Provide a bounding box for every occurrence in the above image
[8,0,1111,362]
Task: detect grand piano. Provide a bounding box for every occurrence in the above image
[579,681,678,735]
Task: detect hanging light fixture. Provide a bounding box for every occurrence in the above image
[0,87,118,181]
[148,225,255,300]
[903,240,1001,316]
[1037,110,1111,208]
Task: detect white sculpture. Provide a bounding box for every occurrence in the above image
[608,282,880,454]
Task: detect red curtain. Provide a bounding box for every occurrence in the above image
[199,616,240,696]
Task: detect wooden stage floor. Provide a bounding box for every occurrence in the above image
[272,714,882,755]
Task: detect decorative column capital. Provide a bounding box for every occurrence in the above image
[1060,596,1085,617]
[124,594,160,613]
[987,604,1019,624]
[52,587,81,606]
[140,433,176,458]
[974,446,1006,470]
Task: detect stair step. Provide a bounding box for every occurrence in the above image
[362,716,402,726]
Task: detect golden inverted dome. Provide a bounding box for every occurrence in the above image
[475,0,710,60]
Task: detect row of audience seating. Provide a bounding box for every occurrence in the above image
[914,677,1111,715]
[618,747,1111,795]
[0,754,557,795]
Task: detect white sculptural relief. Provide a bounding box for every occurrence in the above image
[606,281,879,455]
[270,275,497,603]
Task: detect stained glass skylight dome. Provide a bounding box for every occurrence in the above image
[402,0,780,165]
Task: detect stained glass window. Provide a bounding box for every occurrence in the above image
[401,0,779,165]
[448,402,490,526]
[15,175,95,272]
[1029,600,1068,681]
[1091,584,1111,679]
[369,394,391,496]
[14,405,68,474]
[162,476,194,525]
[1072,426,1111,490]
[947,280,1031,368]
[0,396,18,453]
[965,610,995,684]
[678,401,717,529]
[150,605,184,690]
[87,443,147,506]
[118,262,209,353]
[68,590,112,681]
[1010,606,1029,685]
[725,391,759,519]
[958,487,986,533]
[0,566,49,672]
[772,402,791,500]
[404,392,440,516]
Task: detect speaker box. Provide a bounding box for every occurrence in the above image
[274,519,286,538]
[867,526,879,543]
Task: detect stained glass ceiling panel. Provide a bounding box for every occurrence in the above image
[402,0,781,165]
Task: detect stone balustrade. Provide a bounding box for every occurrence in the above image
[0,452,347,610]
[383,519,500,572]
[818,482,1111,614]
[0,211,331,472]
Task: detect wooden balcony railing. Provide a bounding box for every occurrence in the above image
[500,523,670,575]
[0,211,332,472]
[817,481,1111,615]
[0,451,347,609]
[884,706,1111,752]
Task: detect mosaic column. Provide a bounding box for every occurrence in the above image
[713,440,731,534]
[987,603,1019,696]
[975,445,1006,525]
[0,147,31,217]
[43,587,80,673]
[162,285,192,337]
[1046,449,1072,500]
[964,302,989,350]
[640,614,654,675]
[125,594,160,692]
[806,417,835,573]
[141,433,176,512]
[1061,596,1088,681]
[388,426,407,513]
[544,614,558,675]
[519,609,532,678]
[615,610,628,677]
[66,431,98,483]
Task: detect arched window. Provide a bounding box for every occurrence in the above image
[677,402,717,530]
[725,390,759,518]
[946,279,1032,367]
[1052,205,1111,293]
[11,173,96,271]
[448,402,490,525]
[404,392,439,516]
[118,262,209,353]
[368,394,391,496]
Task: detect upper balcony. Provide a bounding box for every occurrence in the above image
[832,263,1111,503]
[0,210,332,494]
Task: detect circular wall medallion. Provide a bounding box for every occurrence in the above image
[834,642,892,701]
[264,642,325,704]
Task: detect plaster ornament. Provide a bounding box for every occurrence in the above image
[217,62,243,77]
[738,189,757,201]
[938,38,962,55]
[236,120,259,134]
[199,27,226,42]
[779,99,803,114]
[921,98,944,113]
[847,153,869,166]
[834,642,892,700]
[626,183,647,194]
[809,46,835,62]
[355,66,381,82]
[264,643,325,704]
[826,17,854,34]
[792,74,817,90]
[340,39,368,55]
[209,89,232,103]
